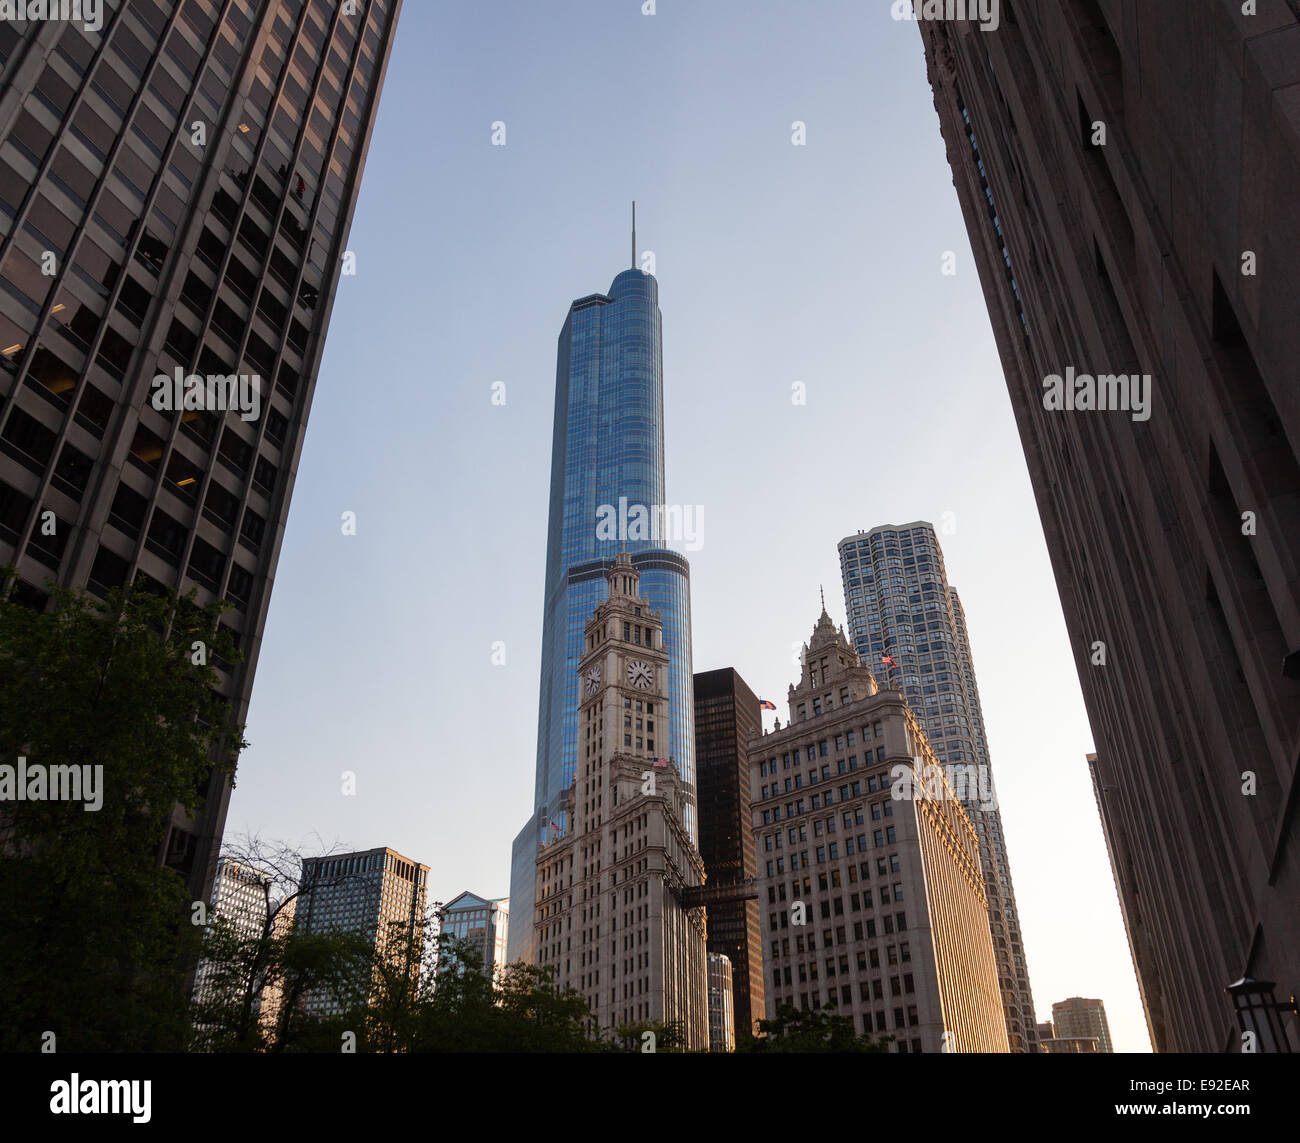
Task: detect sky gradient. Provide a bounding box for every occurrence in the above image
[225,1,1152,1051]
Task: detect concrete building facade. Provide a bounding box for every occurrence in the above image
[707,951,736,1052]
[750,607,1008,1053]
[295,846,428,1018]
[192,856,273,1010]
[191,856,296,1045]
[0,1,404,907]
[840,522,1038,1050]
[916,2,1300,1051]
[1052,995,1115,1053]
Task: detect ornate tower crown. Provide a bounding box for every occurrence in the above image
[607,549,640,602]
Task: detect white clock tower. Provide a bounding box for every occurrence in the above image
[534,552,708,1048]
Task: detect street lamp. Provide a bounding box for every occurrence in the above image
[1226,977,1297,1052]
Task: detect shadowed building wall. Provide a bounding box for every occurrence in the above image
[916,1,1300,1050]
[694,666,766,1040]
[0,0,403,906]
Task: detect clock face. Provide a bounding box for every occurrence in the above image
[585,664,601,695]
[627,659,653,689]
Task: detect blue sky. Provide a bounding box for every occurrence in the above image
[226,1,1151,1051]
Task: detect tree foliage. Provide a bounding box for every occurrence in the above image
[356,917,607,1053]
[0,577,245,1051]
[738,1002,892,1053]
[189,837,374,1053]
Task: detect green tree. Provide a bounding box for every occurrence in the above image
[188,837,375,1053]
[378,918,605,1052]
[0,577,245,1051]
[265,928,374,1052]
[738,1002,892,1053]
[360,907,440,1054]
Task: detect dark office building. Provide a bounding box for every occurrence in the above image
[917,4,1300,1051]
[0,0,402,903]
[693,667,765,1040]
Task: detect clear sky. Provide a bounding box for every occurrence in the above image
[226,0,1152,1051]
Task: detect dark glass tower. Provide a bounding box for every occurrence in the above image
[0,1,402,903]
[510,266,693,965]
[693,667,765,1041]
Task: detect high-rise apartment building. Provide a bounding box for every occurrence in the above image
[707,952,735,1053]
[438,891,509,985]
[916,4,1300,1050]
[0,1,403,905]
[693,666,765,1040]
[192,855,272,1009]
[839,522,1037,1051]
[1052,995,1114,1053]
[511,260,694,965]
[191,856,295,1046]
[751,607,1008,1053]
[295,846,428,1017]
[534,554,708,1048]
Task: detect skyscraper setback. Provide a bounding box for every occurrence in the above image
[839,522,1037,1051]
[510,259,694,965]
[916,4,1300,1050]
[0,1,403,904]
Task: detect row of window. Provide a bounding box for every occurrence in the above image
[760,779,899,827]
[769,908,908,937]
[761,723,884,775]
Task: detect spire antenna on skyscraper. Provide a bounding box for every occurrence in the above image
[632,200,637,269]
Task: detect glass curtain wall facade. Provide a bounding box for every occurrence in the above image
[839,522,1038,1051]
[693,666,765,1040]
[510,268,693,965]
[0,0,402,904]
[438,891,508,983]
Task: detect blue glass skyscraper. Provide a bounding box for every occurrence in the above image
[508,266,694,965]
